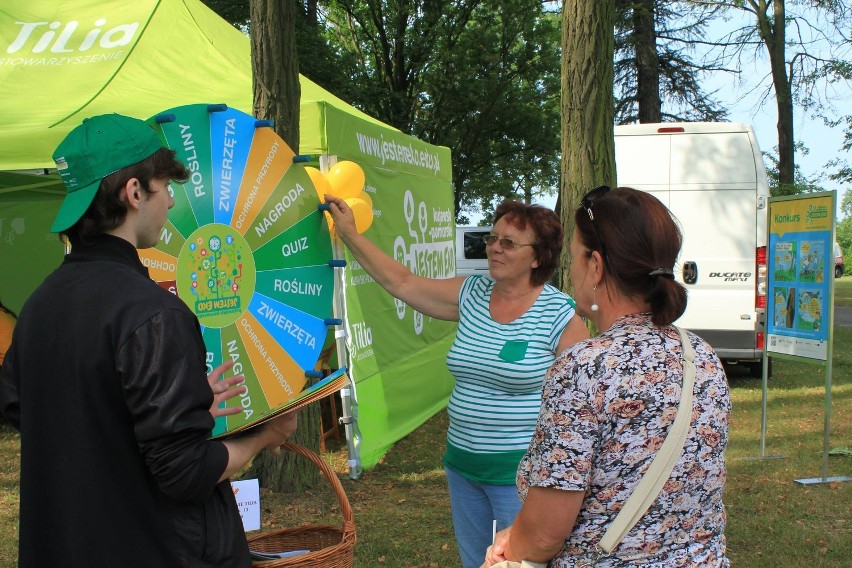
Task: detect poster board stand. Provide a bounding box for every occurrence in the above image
[759,191,850,485]
[741,357,786,462]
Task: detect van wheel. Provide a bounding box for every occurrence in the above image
[836,265,844,278]
[748,359,772,378]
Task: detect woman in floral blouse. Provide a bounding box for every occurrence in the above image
[484,186,731,567]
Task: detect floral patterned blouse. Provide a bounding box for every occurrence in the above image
[517,313,731,567]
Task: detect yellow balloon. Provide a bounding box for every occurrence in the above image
[326,161,365,200]
[305,166,332,201]
[346,194,374,234]
[355,190,373,209]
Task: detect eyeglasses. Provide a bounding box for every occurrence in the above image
[482,234,534,250]
[580,185,611,261]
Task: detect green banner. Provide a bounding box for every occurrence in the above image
[0,174,65,314]
[342,163,457,468]
[319,104,453,182]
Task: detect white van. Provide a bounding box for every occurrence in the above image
[455,226,492,277]
[614,122,770,374]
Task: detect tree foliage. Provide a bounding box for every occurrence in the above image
[203,1,754,223]
[833,119,852,259]
[317,0,562,223]
[614,0,729,124]
[837,189,852,266]
[761,141,822,196]
[694,0,851,195]
[202,0,251,25]
[201,1,357,101]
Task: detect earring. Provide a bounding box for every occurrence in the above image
[590,285,599,312]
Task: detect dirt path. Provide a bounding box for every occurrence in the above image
[834,305,852,329]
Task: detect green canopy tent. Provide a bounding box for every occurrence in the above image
[0,0,456,472]
[0,172,66,314]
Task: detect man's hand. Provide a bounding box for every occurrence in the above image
[207,360,245,419]
[218,409,299,482]
[262,411,299,455]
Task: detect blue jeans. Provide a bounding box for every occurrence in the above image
[445,466,522,568]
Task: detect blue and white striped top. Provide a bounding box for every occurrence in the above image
[444,275,576,484]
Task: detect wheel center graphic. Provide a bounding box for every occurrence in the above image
[177,223,257,328]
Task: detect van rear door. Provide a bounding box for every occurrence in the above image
[615,123,769,362]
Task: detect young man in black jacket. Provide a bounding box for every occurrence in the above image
[0,114,297,567]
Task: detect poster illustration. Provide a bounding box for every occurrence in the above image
[772,286,795,329]
[796,289,823,332]
[774,241,797,282]
[797,240,826,283]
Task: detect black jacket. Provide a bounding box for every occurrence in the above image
[0,235,250,567]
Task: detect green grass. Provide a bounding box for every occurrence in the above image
[835,275,852,307]
[0,331,850,567]
[0,425,19,568]
[723,346,851,566]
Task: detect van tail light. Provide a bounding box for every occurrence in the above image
[755,246,767,309]
[755,246,767,351]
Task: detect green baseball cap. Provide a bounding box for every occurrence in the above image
[50,113,166,233]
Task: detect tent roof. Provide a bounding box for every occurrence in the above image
[0,171,63,197]
[0,0,445,177]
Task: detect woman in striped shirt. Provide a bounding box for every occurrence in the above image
[325,196,587,568]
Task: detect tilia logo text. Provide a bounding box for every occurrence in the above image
[6,19,140,54]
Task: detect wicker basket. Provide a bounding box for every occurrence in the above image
[247,442,356,568]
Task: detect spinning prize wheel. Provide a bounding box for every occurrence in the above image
[138,104,339,437]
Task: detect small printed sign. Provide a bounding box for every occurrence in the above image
[231,478,260,531]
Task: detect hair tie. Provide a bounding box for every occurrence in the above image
[649,267,674,278]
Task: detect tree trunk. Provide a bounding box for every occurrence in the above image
[247,0,322,492]
[251,0,300,153]
[305,0,318,26]
[245,400,323,490]
[558,0,617,291]
[753,0,794,191]
[633,0,661,123]
[766,0,795,190]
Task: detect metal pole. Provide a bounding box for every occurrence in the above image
[742,354,785,462]
[760,356,768,458]
[324,155,363,480]
[794,358,850,485]
[822,359,831,481]
[331,233,362,480]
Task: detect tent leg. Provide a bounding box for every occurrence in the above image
[326,154,362,479]
[339,384,362,479]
